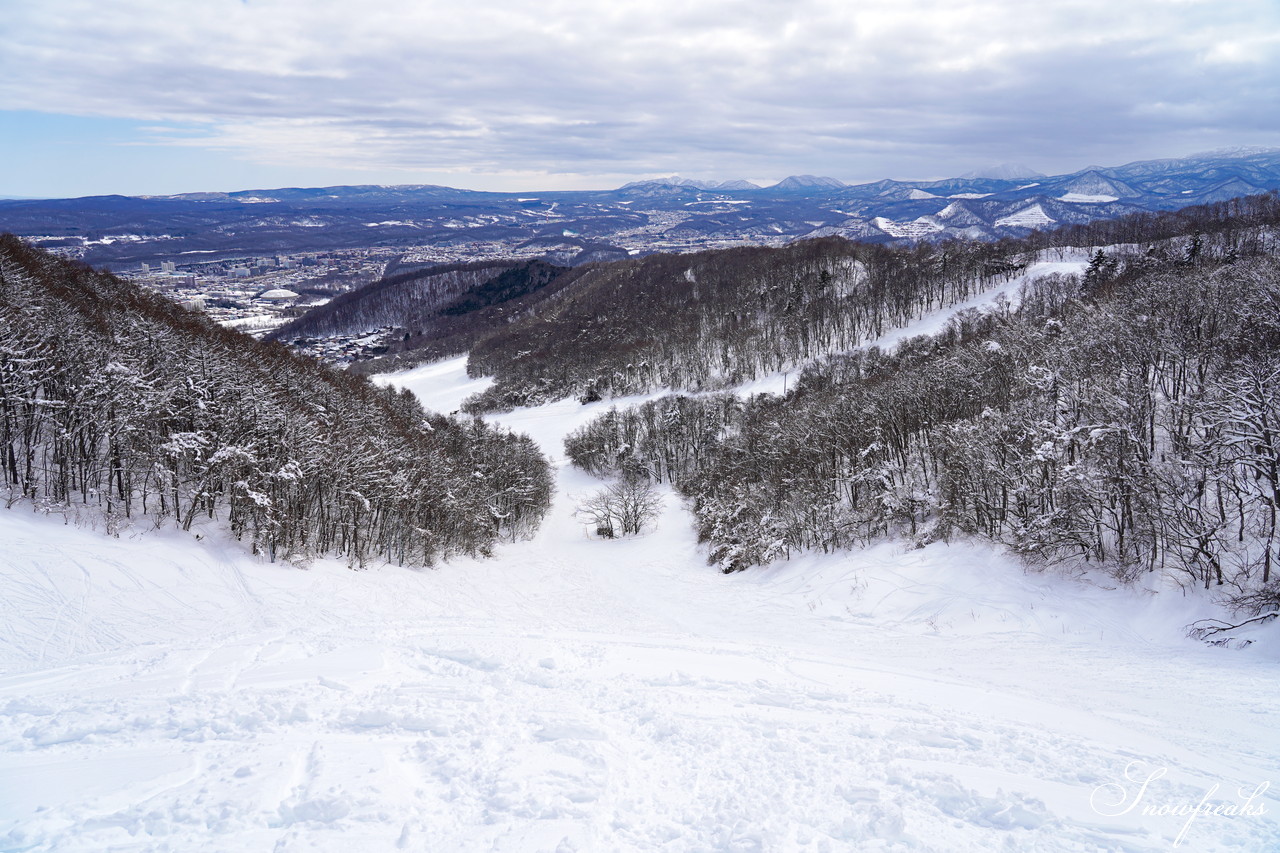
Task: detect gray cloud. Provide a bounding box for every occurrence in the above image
[2,0,1278,188]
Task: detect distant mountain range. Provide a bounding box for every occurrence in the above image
[959,163,1045,181]
[620,177,763,191]
[2,148,1278,267]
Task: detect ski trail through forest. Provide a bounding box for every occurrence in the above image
[2,258,1279,851]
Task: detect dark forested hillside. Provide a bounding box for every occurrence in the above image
[273,259,525,339]
[564,204,1280,614]
[460,237,1032,412]
[1027,190,1280,254]
[271,258,574,369]
[0,236,552,566]
[463,194,1280,414]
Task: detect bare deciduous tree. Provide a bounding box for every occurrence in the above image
[575,475,662,538]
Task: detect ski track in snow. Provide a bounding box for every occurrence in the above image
[3,263,1280,852]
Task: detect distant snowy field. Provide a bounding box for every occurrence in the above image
[3,261,1280,852]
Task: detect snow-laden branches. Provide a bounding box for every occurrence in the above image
[0,235,552,567]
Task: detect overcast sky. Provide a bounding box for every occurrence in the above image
[1,0,1277,197]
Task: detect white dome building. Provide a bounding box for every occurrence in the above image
[258,288,299,303]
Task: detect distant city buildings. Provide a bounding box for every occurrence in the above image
[119,247,396,343]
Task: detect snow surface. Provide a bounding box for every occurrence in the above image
[994,204,1055,229]
[872,217,944,239]
[4,278,1280,851]
[1059,194,1119,204]
[375,355,494,415]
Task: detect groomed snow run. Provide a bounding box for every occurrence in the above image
[3,351,1279,851]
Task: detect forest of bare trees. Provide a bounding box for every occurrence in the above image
[461,237,1032,412]
[0,236,552,567]
[564,198,1280,615]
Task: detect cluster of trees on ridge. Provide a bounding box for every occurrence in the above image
[0,236,552,566]
[460,237,1031,412]
[564,204,1280,616]
[270,259,573,370]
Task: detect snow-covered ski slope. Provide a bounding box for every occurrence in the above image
[3,262,1280,852]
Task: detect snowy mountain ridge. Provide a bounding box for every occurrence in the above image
[959,162,1047,181]
[5,147,1280,267]
[618,176,763,191]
